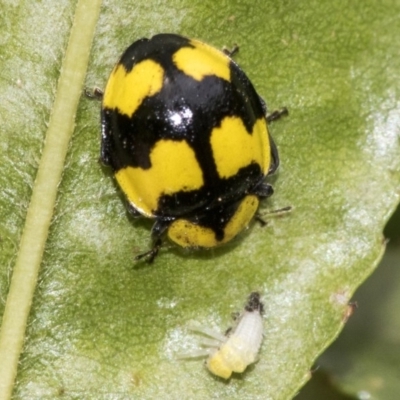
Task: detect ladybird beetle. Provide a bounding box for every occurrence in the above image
[100,34,287,261]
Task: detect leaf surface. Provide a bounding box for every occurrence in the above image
[1,0,400,399]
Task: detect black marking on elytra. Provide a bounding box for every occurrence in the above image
[154,197,246,243]
[101,34,275,227]
[155,163,262,218]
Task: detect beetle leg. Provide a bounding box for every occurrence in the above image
[255,206,292,228]
[84,87,104,100]
[134,237,162,263]
[222,44,239,58]
[255,214,268,227]
[266,107,289,123]
[134,219,172,263]
[251,183,274,198]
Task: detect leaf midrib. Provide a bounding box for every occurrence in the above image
[0,1,102,398]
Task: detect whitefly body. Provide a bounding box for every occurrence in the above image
[186,292,264,379]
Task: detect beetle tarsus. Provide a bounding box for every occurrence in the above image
[264,205,292,216]
[255,206,292,228]
[255,215,268,227]
[135,238,162,263]
[223,44,239,58]
[84,87,104,100]
[266,107,289,123]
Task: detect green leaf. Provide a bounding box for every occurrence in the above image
[1,0,399,399]
[318,244,400,399]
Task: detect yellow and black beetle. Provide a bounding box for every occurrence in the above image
[100,33,287,261]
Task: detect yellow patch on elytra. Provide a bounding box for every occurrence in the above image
[173,39,231,81]
[167,195,259,248]
[223,195,259,241]
[167,221,218,248]
[115,140,203,216]
[103,59,164,116]
[210,116,270,179]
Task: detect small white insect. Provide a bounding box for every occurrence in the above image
[183,292,264,379]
